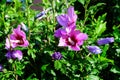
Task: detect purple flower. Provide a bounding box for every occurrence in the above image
[0,64,3,72]
[57,6,77,31]
[52,52,62,60]
[58,30,88,51]
[5,25,29,49]
[97,37,114,45]
[6,50,23,60]
[87,46,102,54]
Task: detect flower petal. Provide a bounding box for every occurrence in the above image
[12,50,23,60]
[58,37,67,46]
[67,6,77,21]
[69,45,80,51]
[76,33,88,41]
[56,14,68,27]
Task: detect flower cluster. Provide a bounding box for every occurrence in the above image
[5,25,29,60]
[54,6,88,51]
[53,6,115,58]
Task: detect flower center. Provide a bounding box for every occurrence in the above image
[68,37,75,45]
[17,35,24,44]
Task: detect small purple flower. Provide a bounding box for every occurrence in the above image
[6,50,23,60]
[0,64,3,72]
[87,46,102,54]
[52,52,62,60]
[5,25,29,49]
[97,37,114,45]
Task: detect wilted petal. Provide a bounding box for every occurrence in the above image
[97,37,114,45]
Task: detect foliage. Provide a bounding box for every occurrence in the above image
[0,0,120,80]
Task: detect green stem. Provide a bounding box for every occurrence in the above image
[26,0,30,42]
[51,0,55,24]
[65,0,68,8]
[86,53,91,58]
[13,61,18,80]
[83,0,90,26]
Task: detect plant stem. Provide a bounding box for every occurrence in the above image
[83,0,90,26]
[13,62,18,80]
[26,0,31,42]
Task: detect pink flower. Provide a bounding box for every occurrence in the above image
[5,25,29,49]
[58,30,88,51]
[57,6,77,31]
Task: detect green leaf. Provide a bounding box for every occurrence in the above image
[51,70,56,76]
[69,52,74,59]
[86,75,100,80]
[99,57,114,65]
[90,69,99,75]
[86,57,95,64]
[41,64,49,71]
[54,60,62,70]
[110,66,120,74]
[16,70,23,76]
[0,31,3,37]
[95,22,106,36]
[28,49,36,59]
[102,44,109,57]
[116,49,120,53]
[26,73,38,80]
[78,0,85,5]
[88,3,105,15]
